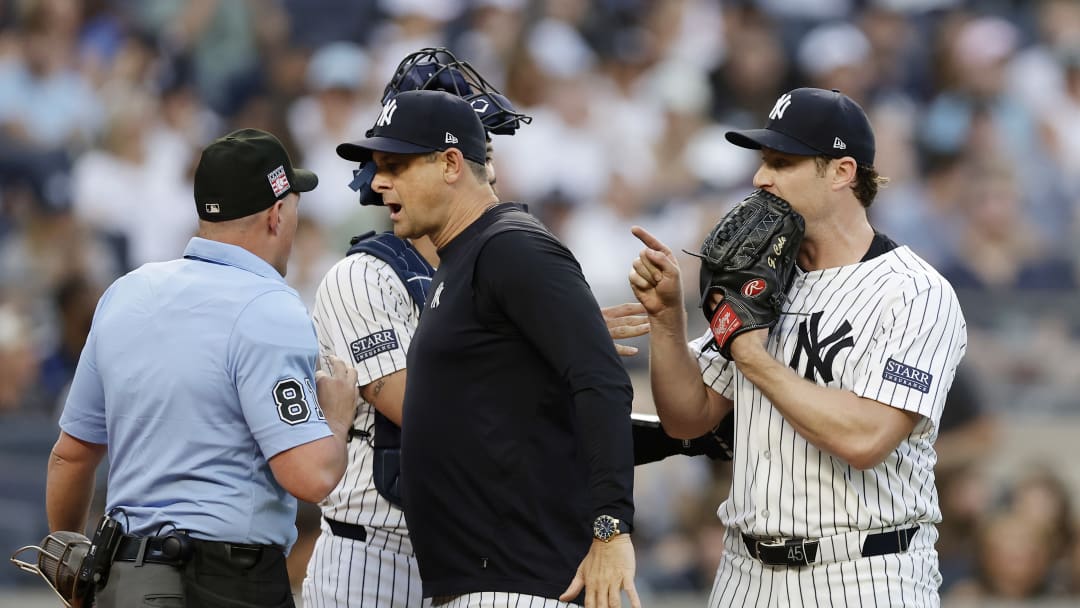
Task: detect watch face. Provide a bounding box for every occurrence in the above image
[593,515,619,542]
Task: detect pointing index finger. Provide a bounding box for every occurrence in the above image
[630,225,673,256]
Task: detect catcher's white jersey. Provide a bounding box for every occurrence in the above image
[303,251,426,607]
[691,244,966,606]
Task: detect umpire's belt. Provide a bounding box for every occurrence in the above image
[741,525,920,567]
[325,518,367,543]
[115,534,276,569]
[114,534,190,566]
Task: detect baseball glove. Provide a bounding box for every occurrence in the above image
[696,189,805,359]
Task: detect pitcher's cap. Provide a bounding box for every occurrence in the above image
[726,88,875,166]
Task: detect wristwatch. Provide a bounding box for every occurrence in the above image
[592,515,629,542]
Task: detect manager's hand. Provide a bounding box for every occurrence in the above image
[602,302,650,356]
[560,535,641,608]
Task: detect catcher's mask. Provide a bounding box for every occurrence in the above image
[345,47,531,205]
[382,47,530,136]
[10,531,93,607]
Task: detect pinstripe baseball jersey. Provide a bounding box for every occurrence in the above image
[302,241,429,607]
[430,592,576,607]
[690,242,966,541]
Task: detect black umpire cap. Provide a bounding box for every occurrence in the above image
[726,88,876,167]
[337,90,488,165]
[194,128,318,222]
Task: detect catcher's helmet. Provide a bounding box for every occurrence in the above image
[345,47,531,205]
[381,47,531,135]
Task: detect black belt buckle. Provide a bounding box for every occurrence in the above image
[744,535,818,567]
[114,533,193,567]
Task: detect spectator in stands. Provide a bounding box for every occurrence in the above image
[971,509,1058,599]
[0,1,103,149]
[0,302,46,416]
[38,274,101,416]
[939,158,1077,291]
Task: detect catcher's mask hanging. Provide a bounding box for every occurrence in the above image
[345,47,532,205]
[10,530,93,607]
[381,47,531,136]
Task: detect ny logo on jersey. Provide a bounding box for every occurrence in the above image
[376,98,398,127]
[789,311,854,384]
[769,93,792,120]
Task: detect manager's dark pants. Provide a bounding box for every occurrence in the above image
[95,538,294,608]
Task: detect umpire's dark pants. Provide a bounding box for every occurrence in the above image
[94,561,184,607]
[95,539,294,608]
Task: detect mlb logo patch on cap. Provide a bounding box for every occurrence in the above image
[268,165,291,197]
[205,203,220,214]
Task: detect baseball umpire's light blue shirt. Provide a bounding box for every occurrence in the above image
[60,237,332,551]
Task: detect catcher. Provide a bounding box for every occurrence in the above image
[628,87,966,607]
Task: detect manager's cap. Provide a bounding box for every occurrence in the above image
[726,88,875,167]
[194,128,318,222]
[336,89,487,165]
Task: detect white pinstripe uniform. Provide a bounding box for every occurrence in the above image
[302,251,429,607]
[690,244,966,607]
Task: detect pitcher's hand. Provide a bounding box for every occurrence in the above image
[629,226,685,321]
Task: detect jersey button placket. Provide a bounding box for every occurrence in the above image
[756,409,778,529]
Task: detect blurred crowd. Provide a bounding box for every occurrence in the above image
[1,0,1080,603]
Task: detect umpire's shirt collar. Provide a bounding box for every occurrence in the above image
[182,237,287,283]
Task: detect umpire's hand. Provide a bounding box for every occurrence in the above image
[559,535,641,608]
[316,355,360,441]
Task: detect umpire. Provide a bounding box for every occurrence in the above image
[45,129,360,607]
[339,89,640,607]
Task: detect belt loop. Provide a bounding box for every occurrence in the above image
[897,526,916,552]
[133,536,148,567]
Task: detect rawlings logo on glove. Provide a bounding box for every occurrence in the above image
[693,190,805,359]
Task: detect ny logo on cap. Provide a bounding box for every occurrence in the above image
[769,93,793,120]
[445,132,459,144]
[377,98,398,127]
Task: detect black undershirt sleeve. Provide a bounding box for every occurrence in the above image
[474,231,635,527]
